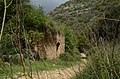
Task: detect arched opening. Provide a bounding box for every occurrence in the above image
[56,42,60,52]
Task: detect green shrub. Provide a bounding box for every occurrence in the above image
[55,15,63,20]
[0,34,16,56]
[70,11,77,17]
[73,43,120,79]
[28,30,44,42]
[24,7,46,31]
[59,52,73,61]
[59,51,81,61]
[63,27,78,53]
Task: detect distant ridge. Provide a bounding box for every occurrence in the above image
[48,0,101,31]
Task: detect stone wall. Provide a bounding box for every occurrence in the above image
[32,32,65,59]
[46,33,65,59]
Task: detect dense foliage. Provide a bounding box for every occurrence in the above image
[0,0,57,63]
[59,26,80,61]
[48,0,120,51]
[0,0,120,78]
[49,0,120,78]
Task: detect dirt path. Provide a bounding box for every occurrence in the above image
[15,59,87,79]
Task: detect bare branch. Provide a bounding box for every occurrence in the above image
[6,0,13,8]
[100,18,120,21]
[0,0,7,42]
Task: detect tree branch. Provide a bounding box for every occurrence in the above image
[0,0,7,42]
[6,0,13,8]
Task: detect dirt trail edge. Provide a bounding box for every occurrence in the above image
[14,58,87,79]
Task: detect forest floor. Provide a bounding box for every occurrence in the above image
[14,59,87,79]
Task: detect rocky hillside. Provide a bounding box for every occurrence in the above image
[48,0,120,35]
[48,0,120,51]
[48,0,102,32]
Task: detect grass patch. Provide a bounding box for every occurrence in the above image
[0,59,81,78]
[71,43,120,79]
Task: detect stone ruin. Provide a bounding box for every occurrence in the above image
[31,30,65,60]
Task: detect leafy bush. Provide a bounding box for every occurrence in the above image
[28,30,44,42]
[70,11,77,17]
[73,43,120,79]
[0,0,57,64]
[0,34,16,56]
[63,27,78,53]
[59,52,73,61]
[59,52,81,61]
[24,7,46,31]
[55,14,63,20]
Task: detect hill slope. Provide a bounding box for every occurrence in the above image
[48,0,120,40]
[48,0,120,51]
[48,0,101,31]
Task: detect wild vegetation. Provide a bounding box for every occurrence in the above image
[48,0,120,51]
[0,0,80,78]
[49,0,120,79]
[0,0,120,79]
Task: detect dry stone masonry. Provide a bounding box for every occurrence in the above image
[32,31,65,59]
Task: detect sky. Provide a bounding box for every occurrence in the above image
[31,0,69,14]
